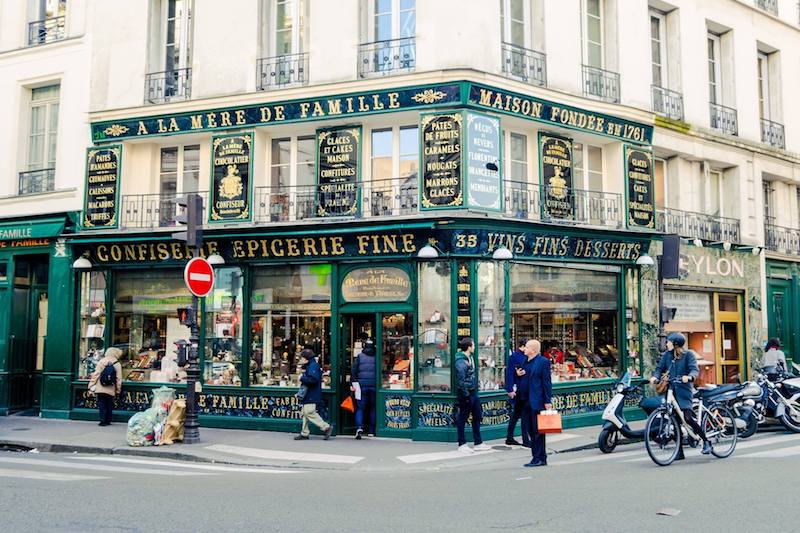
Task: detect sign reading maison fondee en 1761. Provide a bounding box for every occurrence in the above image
[539,133,574,220]
[83,145,122,229]
[317,126,361,217]
[624,145,656,230]
[420,112,464,209]
[210,132,253,222]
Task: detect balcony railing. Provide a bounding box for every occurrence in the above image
[145,68,191,105]
[358,37,415,78]
[709,102,738,136]
[651,85,684,121]
[761,118,785,149]
[656,207,741,244]
[582,65,620,103]
[765,223,800,255]
[28,16,66,46]
[501,42,546,87]
[755,0,778,16]
[120,191,209,230]
[257,53,308,91]
[505,181,623,228]
[18,168,55,195]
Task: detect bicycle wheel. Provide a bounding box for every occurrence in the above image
[645,408,680,466]
[704,404,738,459]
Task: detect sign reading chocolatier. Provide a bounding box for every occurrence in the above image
[209,132,253,222]
[316,126,361,217]
[83,145,122,229]
[624,145,655,230]
[420,112,463,210]
[539,133,574,220]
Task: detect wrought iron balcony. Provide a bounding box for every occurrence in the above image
[765,223,800,255]
[651,85,684,121]
[709,102,738,136]
[28,16,66,46]
[18,168,55,195]
[582,65,620,103]
[504,181,623,229]
[760,118,785,149]
[656,207,741,244]
[755,0,778,16]
[145,68,191,105]
[257,53,308,91]
[501,43,546,87]
[120,191,208,230]
[358,37,415,78]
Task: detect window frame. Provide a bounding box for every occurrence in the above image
[707,33,722,105]
[653,156,668,209]
[582,0,605,69]
[158,144,201,195]
[501,0,531,48]
[26,84,60,174]
[158,0,192,72]
[270,0,304,56]
[368,0,416,42]
[649,10,667,88]
[757,51,770,120]
[573,142,603,192]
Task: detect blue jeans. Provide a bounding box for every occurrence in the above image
[456,392,483,446]
[355,386,376,434]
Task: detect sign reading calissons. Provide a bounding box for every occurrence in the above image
[316,126,361,217]
[210,132,253,222]
[83,145,122,229]
[420,112,463,209]
[539,133,574,220]
[624,145,655,230]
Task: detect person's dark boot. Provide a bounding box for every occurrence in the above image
[355,429,363,440]
[676,447,685,461]
[505,438,521,446]
[324,425,333,440]
[701,440,713,455]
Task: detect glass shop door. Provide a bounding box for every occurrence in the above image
[715,293,745,384]
[338,313,376,435]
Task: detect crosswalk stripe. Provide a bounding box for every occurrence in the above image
[0,457,213,476]
[66,455,303,474]
[0,468,109,482]
[552,449,643,466]
[624,434,800,463]
[739,444,800,458]
[205,444,364,464]
[398,450,496,464]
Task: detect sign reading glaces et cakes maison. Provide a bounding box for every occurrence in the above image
[209,132,253,222]
[624,145,656,230]
[316,126,361,217]
[83,145,122,229]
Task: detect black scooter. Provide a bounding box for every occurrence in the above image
[598,372,662,453]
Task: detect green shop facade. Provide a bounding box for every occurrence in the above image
[3,79,661,440]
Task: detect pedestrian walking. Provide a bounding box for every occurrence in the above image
[762,337,787,373]
[88,347,123,426]
[351,338,377,439]
[519,339,552,467]
[294,348,333,441]
[455,337,491,453]
[505,337,530,447]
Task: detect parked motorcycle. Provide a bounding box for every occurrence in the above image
[693,380,762,439]
[752,362,800,433]
[599,372,662,453]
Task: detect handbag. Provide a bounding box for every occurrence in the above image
[340,395,355,413]
[655,374,669,395]
[536,409,562,434]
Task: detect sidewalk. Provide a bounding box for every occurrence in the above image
[0,415,645,472]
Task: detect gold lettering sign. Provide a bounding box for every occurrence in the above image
[341,267,411,302]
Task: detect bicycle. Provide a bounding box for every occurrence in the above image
[644,378,738,466]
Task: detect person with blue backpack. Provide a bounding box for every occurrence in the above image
[89,347,123,426]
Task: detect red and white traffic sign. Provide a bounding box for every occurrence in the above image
[184,257,215,297]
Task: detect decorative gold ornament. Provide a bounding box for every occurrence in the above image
[103,124,129,137]
[219,165,244,199]
[548,166,568,200]
[412,89,447,104]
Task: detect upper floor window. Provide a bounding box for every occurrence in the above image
[360,0,416,77]
[370,0,415,42]
[258,0,309,90]
[703,168,723,217]
[146,0,193,103]
[653,157,666,208]
[757,52,770,119]
[28,0,67,46]
[707,33,721,105]
[501,0,530,48]
[650,11,667,88]
[763,180,774,223]
[574,143,602,192]
[582,0,604,69]
[20,84,60,195]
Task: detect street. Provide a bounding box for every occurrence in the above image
[1,430,797,532]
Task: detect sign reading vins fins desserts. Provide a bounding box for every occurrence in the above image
[420,112,463,209]
[466,112,502,211]
[210,132,253,222]
[83,145,122,229]
[539,133,574,220]
[316,126,361,217]
[624,145,655,229]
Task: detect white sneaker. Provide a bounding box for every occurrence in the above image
[458,444,475,453]
[473,443,492,452]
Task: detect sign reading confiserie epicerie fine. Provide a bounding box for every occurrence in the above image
[341,266,411,302]
[624,145,655,230]
[209,132,253,222]
[465,112,502,211]
[539,133,574,220]
[316,126,361,217]
[83,145,122,229]
[420,112,463,209]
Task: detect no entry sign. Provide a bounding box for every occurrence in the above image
[184,257,215,297]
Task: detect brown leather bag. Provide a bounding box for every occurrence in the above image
[655,374,669,395]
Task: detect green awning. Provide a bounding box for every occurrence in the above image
[0,218,65,241]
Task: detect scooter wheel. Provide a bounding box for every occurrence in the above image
[598,428,618,453]
[740,414,758,439]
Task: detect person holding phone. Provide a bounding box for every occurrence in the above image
[518,339,552,467]
[505,338,529,446]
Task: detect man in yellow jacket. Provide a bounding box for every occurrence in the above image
[89,347,123,426]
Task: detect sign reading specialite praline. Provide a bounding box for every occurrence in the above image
[316,126,361,217]
[421,112,463,209]
[624,145,655,229]
[83,145,122,229]
[466,112,502,211]
[539,133,574,220]
[210,132,253,222]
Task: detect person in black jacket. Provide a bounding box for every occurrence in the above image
[504,338,529,446]
[650,332,711,457]
[454,337,491,453]
[351,339,377,439]
[294,349,333,441]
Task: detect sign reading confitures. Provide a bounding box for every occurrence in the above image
[83,145,122,229]
[210,132,253,222]
[317,126,361,217]
[624,145,656,230]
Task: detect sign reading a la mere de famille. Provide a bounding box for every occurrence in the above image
[209,132,253,222]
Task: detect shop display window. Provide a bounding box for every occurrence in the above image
[381,313,413,390]
[477,261,506,391]
[204,267,244,386]
[112,270,191,384]
[510,264,620,382]
[249,265,332,388]
[0,262,7,283]
[625,269,641,378]
[417,261,451,392]
[78,271,107,380]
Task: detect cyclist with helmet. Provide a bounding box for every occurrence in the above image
[650,332,712,457]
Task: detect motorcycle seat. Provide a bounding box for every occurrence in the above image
[696,384,739,399]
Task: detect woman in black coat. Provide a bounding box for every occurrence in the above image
[650,332,712,457]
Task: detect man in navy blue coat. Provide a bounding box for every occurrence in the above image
[518,339,552,467]
[505,338,530,446]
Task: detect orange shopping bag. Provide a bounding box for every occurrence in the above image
[340,395,355,414]
[536,409,562,434]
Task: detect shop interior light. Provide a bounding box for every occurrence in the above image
[207,253,226,266]
[72,255,92,270]
[491,246,513,261]
[635,253,655,267]
[693,238,703,248]
[417,244,439,259]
